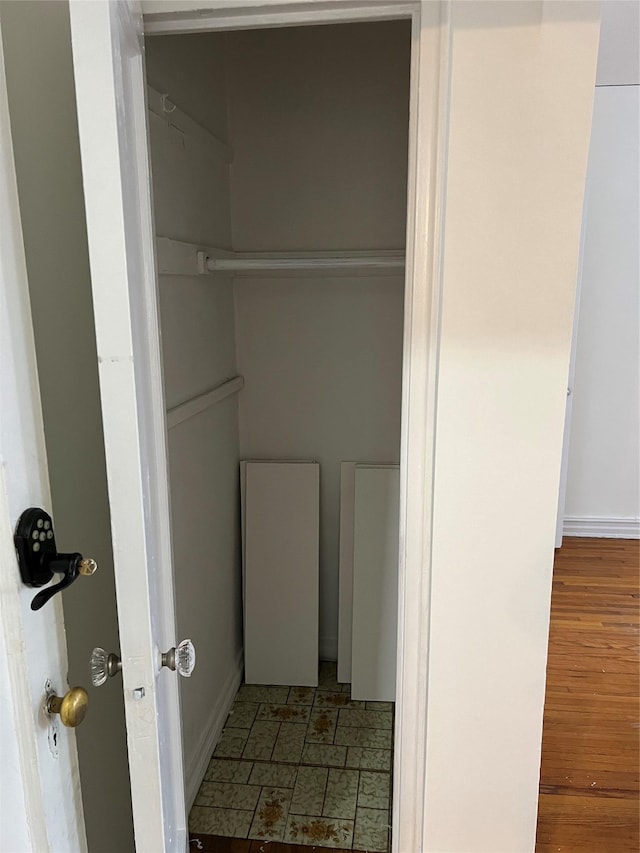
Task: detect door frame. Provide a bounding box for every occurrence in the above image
[69,2,187,849]
[143,2,450,850]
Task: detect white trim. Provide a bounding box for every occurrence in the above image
[166,376,244,429]
[143,1,416,35]
[393,4,450,851]
[185,649,244,811]
[563,516,640,539]
[147,85,233,164]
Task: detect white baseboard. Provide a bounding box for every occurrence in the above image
[563,516,640,539]
[319,635,337,661]
[185,648,244,811]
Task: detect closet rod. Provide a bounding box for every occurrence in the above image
[167,376,244,430]
[202,253,405,273]
[156,239,405,277]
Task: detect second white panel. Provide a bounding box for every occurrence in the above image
[351,465,400,702]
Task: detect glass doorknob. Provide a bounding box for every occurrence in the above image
[90,647,122,687]
[161,639,195,677]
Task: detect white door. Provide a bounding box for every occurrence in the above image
[0,28,86,852]
[68,2,187,850]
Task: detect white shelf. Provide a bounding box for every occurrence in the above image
[166,376,244,429]
[147,86,233,164]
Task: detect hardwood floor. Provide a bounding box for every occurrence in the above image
[190,537,639,852]
[536,537,639,853]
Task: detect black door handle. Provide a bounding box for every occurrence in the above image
[14,508,97,610]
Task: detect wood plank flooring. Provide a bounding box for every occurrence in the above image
[191,537,639,852]
[536,537,639,853]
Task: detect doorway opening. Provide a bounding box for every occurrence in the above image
[144,20,411,851]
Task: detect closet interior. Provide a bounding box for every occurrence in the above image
[145,21,410,851]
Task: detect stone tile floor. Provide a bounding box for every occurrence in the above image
[189,662,393,851]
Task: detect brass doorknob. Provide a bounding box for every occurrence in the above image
[47,686,89,727]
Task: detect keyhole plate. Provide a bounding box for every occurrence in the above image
[45,680,60,759]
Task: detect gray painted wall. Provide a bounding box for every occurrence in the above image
[226,23,410,656]
[145,32,230,143]
[224,23,410,252]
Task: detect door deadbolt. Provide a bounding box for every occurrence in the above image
[14,508,97,610]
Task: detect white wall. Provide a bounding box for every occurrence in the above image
[564,2,640,537]
[1,3,134,850]
[424,3,600,850]
[226,22,410,657]
[595,0,640,86]
[145,34,244,799]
